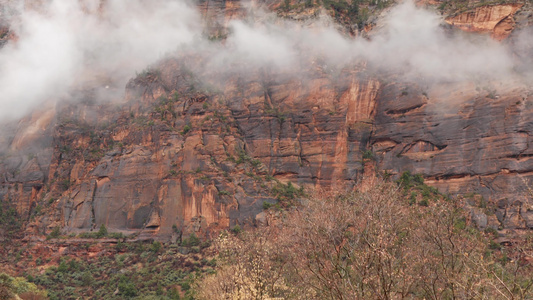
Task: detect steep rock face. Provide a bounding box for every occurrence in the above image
[372,80,533,229]
[445,4,523,40]
[3,58,533,239]
[229,71,380,189]
[0,104,55,227]
[2,2,533,241]
[0,60,380,240]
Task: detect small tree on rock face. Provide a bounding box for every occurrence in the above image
[96,224,107,238]
[48,227,61,239]
[151,241,162,253]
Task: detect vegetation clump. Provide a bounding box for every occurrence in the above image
[76,225,126,239]
[21,240,212,299]
[47,227,61,239]
[0,273,47,299]
[181,124,192,135]
[271,181,305,207]
[397,171,442,206]
[0,202,22,239]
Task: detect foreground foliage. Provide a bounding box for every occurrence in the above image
[196,181,533,299]
[4,240,214,300]
[0,273,46,299]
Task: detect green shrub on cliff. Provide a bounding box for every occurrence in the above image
[0,203,22,238]
[271,181,304,206]
[47,226,61,239]
[96,224,108,238]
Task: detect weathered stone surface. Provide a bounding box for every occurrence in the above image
[1,2,533,241]
[4,56,533,238]
[372,79,533,229]
[0,56,385,241]
[445,4,523,40]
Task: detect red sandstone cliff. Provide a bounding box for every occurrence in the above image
[1,1,533,242]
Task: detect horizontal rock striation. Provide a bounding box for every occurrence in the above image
[1,2,533,242]
[0,59,382,240]
[445,4,523,40]
[372,80,533,229]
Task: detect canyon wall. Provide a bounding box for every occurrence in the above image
[1,1,533,241]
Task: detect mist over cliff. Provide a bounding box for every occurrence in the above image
[2,3,533,295]
[0,0,530,122]
[0,0,201,121]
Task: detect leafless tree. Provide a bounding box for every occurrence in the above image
[197,180,533,300]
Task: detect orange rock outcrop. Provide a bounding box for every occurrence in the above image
[445,4,523,40]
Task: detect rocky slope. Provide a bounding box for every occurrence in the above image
[1,1,533,243]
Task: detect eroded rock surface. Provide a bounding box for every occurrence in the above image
[0,58,382,240]
[2,1,533,242]
[445,4,523,40]
[372,79,533,229]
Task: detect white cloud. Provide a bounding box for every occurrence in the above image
[0,0,530,121]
